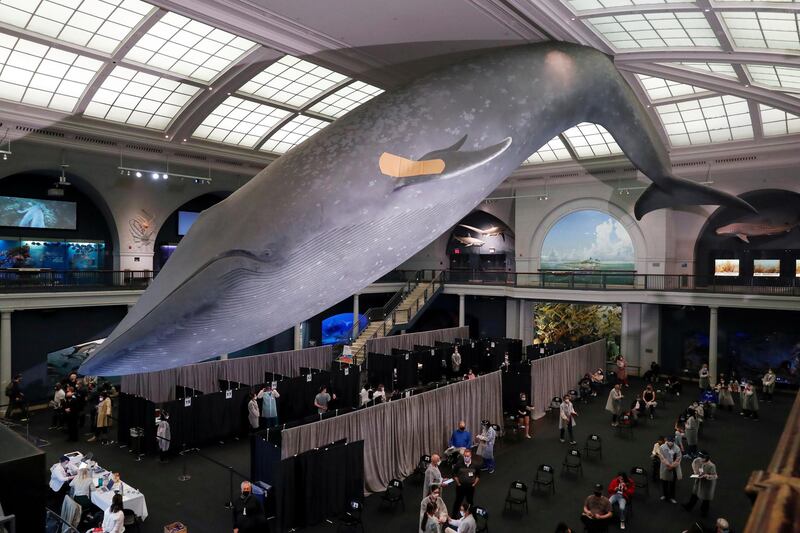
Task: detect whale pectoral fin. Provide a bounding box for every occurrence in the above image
[379,152,446,178]
[390,136,512,189]
[634,176,757,220]
[737,234,750,243]
[420,134,468,160]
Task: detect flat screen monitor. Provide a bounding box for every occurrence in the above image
[0,196,76,229]
[178,211,200,236]
[714,259,739,277]
[753,259,780,277]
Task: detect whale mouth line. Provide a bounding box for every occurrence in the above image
[82,248,274,371]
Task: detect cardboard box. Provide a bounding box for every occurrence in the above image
[164,522,187,533]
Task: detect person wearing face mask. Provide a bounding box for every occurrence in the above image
[659,435,683,504]
[643,384,658,419]
[419,485,448,533]
[62,387,79,442]
[48,455,75,509]
[606,383,624,427]
[607,472,635,530]
[741,381,759,420]
[451,450,479,517]
[517,392,533,439]
[445,503,476,533]
[683,451,718,517]
[423,454,443,498]
[448,421,472,453]
[476,420,496,474]
[699,364,710,390]
[89,390,112,444]
[451,346,462,375]
[581,483,612,532]
[559,394,578,445]
[761,368,776,402]
[232,481,265,533]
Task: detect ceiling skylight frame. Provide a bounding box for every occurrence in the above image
[83,65,201,130]
[307,80,384,119]
[745,64,800,93]
[582,10,721,50]
[523,136,573,164]
[636,73,711,101]
[759,104,800,137]
[191,96,292,148]
[0,0,155,54]
[259,113,330,154]
[123,11,257,83]
[561,123,624,158]
[0,31,104,112]
[720,10,800,52]
[655,94,754,146]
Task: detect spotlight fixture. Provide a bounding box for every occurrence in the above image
[135,171,142,178]
[162,173,168,180]
[117,166,212,184]
[151,172,159,180]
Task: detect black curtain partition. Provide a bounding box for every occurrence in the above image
[116,393,157,455]
[502,367,532,413]
[417,346,446,384]
[329,364,360,410]
[394,349,418,390]
[156,388,250,450]
[367,353,394,390]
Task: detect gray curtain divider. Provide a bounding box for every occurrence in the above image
[530,340,606,419]
[120,345,333,403]
[365,326,469,355]
[280,370,503,494]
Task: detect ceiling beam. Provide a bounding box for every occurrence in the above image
[167,47,284,143]
[618,62,800,116]
[573,3,699,19]
[618,70,672,146]
[747,99,764,140]
[501,0,612,52]
[74,9,167,115]
[614,50,800,68]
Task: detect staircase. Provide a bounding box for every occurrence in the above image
[348,271,444,364]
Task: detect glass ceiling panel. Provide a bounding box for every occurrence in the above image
[523,136,572,164]
[664,62,738,80]
[84,66,199,130]
[760,104,800,137]
[124,11,256,82]
[584,12,719,49]
[192,96,290,148]
[721,11,800,52]
[239,55,349,109]
[0,0,153,54]
[636,74,709,101]
[307,80,383,118]
[655,95,753,146]
[260,114,329,154]
[562,123,623,158]
[0,32,102,112]
[745,64,800,93]
[567,0,693,11]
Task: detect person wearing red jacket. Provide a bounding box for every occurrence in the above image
[607,472,635,530]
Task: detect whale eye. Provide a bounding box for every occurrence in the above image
[261,249,273,258]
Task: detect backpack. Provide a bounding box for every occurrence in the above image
[5,382,13,398]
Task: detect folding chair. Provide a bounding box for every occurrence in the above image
[549,396,563,417]
[504,481,529,514]
[584,434,602,459]
[615,414,634,438]
[561,449,583,477]
[533,464,555,495]
[123,509,142,533]
[412,454,431,481]
[380,479,404,511]
[630,466,649,497]
[337,499,364,533]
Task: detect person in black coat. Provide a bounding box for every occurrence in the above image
[233,481,267,533]
[62,389,79,442]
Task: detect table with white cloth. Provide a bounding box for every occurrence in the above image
[64,451,149,520]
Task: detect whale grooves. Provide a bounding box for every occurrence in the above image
[80,43,755,375]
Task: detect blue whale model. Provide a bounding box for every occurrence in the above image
[80,43,753,375]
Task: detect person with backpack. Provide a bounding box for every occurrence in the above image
[4,374,26,420]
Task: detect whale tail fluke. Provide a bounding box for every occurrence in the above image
[634,176,757,220]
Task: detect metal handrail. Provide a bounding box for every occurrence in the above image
[0,269,154,293]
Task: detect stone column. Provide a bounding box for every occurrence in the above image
[709,306,718,386]
[0,311,11,408]
[458,294,465,327]
[620,303,630,360]
[294,323,303,351]
[353,293,360,334]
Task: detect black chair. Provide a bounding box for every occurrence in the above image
[504,481,529,514]
[630,466,649,496]
[412,454,432,481]
[474,505,489,533]
[561,449,583,477]
[533,464,555,495]
[381,478,404,511]
[122,509,142,533]
[337,499,364,533]
[549,396,562,416]
[584,434,602,459]
[615,414,634,438]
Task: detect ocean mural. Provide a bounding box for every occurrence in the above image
[541,210,635,285]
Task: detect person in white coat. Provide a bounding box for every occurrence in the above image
[445,502,476,533]
[422,454,443,498]
[683,451,718,517]
[247,393,260,432]
[157,412,171,463]
[698,364,710,390]
[605,384,624,427]
[101,493,125,533]
[559,394,578,445]
[659,436,683,504]
[761,368,776,402]
[741,381,760,420]
[48,455,75,509]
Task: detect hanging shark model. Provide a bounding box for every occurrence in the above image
[459,224,507,241]
[715,220,798,243]
[80,42,755,375]
[454,234,486,247]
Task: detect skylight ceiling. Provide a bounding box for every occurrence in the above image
[636,74,709,101]
[124,12,256,82]
[562,123,623,158]
[745,65,800,93]
[721,11,800,52]
[239,55,348,108]
[666,62,738,80]
[0,32,102,112]
[583,12,719,49]
[0,0,153,53]
[655,95,753,146]
[192,96,291,148]
[567,0,693,11]
[308,81,383,118]
[760,104,800,137]
[524,136,571,165]
[260,114,329,154]
[84,66,199,130]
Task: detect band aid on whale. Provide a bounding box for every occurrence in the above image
[379,152,446,178]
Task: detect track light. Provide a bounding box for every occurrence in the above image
[117,166,212,184]
[151,172,159,180]
[135,171,141,178]
[162,173,168,180]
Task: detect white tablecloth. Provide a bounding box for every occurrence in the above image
[65,451,149,520]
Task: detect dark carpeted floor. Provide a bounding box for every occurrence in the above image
[20,378,792,533]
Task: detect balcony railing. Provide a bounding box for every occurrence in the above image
[437,269,800,297]
[0,269,154,293]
